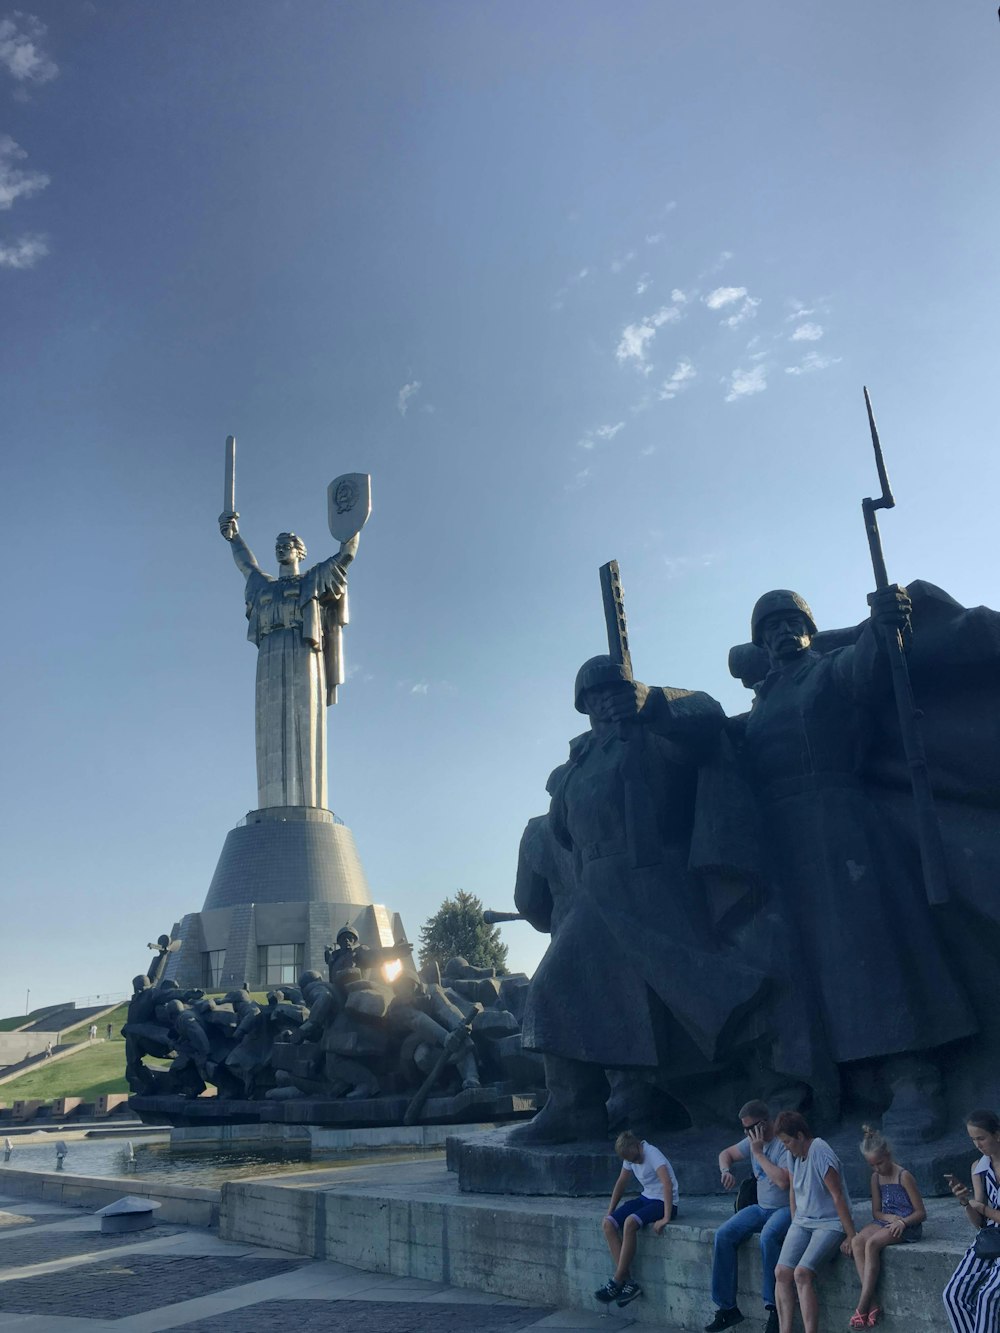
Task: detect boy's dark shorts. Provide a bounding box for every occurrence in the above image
[607,1196,678,1229]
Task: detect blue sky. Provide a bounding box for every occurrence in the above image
[1,2,998,1017]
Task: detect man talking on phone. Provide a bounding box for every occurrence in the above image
[705,1100,792,1333]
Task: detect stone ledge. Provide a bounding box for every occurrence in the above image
[217,1163,972,1330]
[0,1167,219,1227]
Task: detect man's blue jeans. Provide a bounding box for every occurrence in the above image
[711,1204,792,1309]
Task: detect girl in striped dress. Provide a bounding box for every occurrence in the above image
[944,1109,1000,1332]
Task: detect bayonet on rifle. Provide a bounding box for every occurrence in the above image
[861,387,948,906]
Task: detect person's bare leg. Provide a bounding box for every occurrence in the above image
[794,1266,819,1333]
[851,1224,881,1306]
[602,1216,622,1270]
[613,1216,640,1283]
[775,1265,796,1332]
[858,1229,895,1312]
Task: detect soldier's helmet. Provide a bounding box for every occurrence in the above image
[750,590,817,646]
[336,925,360,946]
[298,970,324,989]
[573,655,631,714]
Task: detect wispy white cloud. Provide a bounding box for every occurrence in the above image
[659,359,696,400]
[577,421,626,450]
[640,444,656,456]
[785,352,842,376]
[0,13,58,86]
[565,464,593,492]
[791,322,823,342]
[551,265,592,310]
[397,379,421,415]
[410,681,429,696]
[0,134,48,210]
[706,286,759,328]
[635,273,651,296]
[725,365,768,402]
[722,297,760,329]
[616,304,682,371]
[701,249,734,278]
[705,286,747,310]
[645,232,664,245]
[611,250,636,273]
[663,551,720,578]
[671,288,689,304]
[0,230,46,267]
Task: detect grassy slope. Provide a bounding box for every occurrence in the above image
[60,1004,129,1045]
[0,1042,129,1102]
[0,1008,58,1033]
[0,1005,131,1101]
[0,993,266,1103]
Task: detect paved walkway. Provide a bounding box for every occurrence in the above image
[0,1190,686,1333]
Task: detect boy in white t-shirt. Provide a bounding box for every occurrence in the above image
[596,1130,680,1308]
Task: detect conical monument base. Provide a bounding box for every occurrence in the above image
[167,805,404,992]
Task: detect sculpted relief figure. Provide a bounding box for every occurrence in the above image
[734,587,977,1134]
[511,654,768,1145]
[218,515,359,810]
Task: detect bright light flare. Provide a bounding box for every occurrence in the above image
[382,958,403,983]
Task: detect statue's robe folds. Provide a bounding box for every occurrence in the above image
[735,591,980,1101]
[517,688,768,1079]
[244,558,349,809]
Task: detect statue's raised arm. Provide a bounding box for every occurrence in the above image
[218,510,261,579]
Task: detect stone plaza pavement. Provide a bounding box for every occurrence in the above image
[0,1187,685,1333]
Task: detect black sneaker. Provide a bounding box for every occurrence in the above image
[705,1310,745,1332]
[617,1280,643,1306]
[594,1278,622,1303]
[763,1309,779,1333]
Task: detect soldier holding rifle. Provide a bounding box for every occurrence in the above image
[509,566,767,1145]
[730,392,975,1136]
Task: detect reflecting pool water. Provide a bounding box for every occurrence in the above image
[0,1136,436,1186]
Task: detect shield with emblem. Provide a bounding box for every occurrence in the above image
[327,472,372,542]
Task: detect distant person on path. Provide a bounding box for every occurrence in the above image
[594,1131,678,1310]
[705,1099,792,1333]
[88,1024,97,1041]
[106,1022,113,1041]
[44,1040,52,1058]
[847,1124,925,1328]
[943,1109,1000,1332]
[773,1111,856,1333]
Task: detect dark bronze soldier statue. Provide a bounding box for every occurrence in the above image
[734,587,977,1135]
[510,655,768,1144]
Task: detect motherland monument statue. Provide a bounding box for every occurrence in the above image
[218,439,372,811]
[162,440,408,997]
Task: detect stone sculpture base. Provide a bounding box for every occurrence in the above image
[446,1124,979,1199]
[166,805,406,993]
[129,1087,540,1131]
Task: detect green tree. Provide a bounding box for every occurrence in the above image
[418,890,508,974]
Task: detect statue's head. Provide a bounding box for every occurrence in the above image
[336,925,360,950]
[298,970,323,990]
[275,532,307,565]
[751,590,817,663]
[132,975,150,993]
[573,654,632,716]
